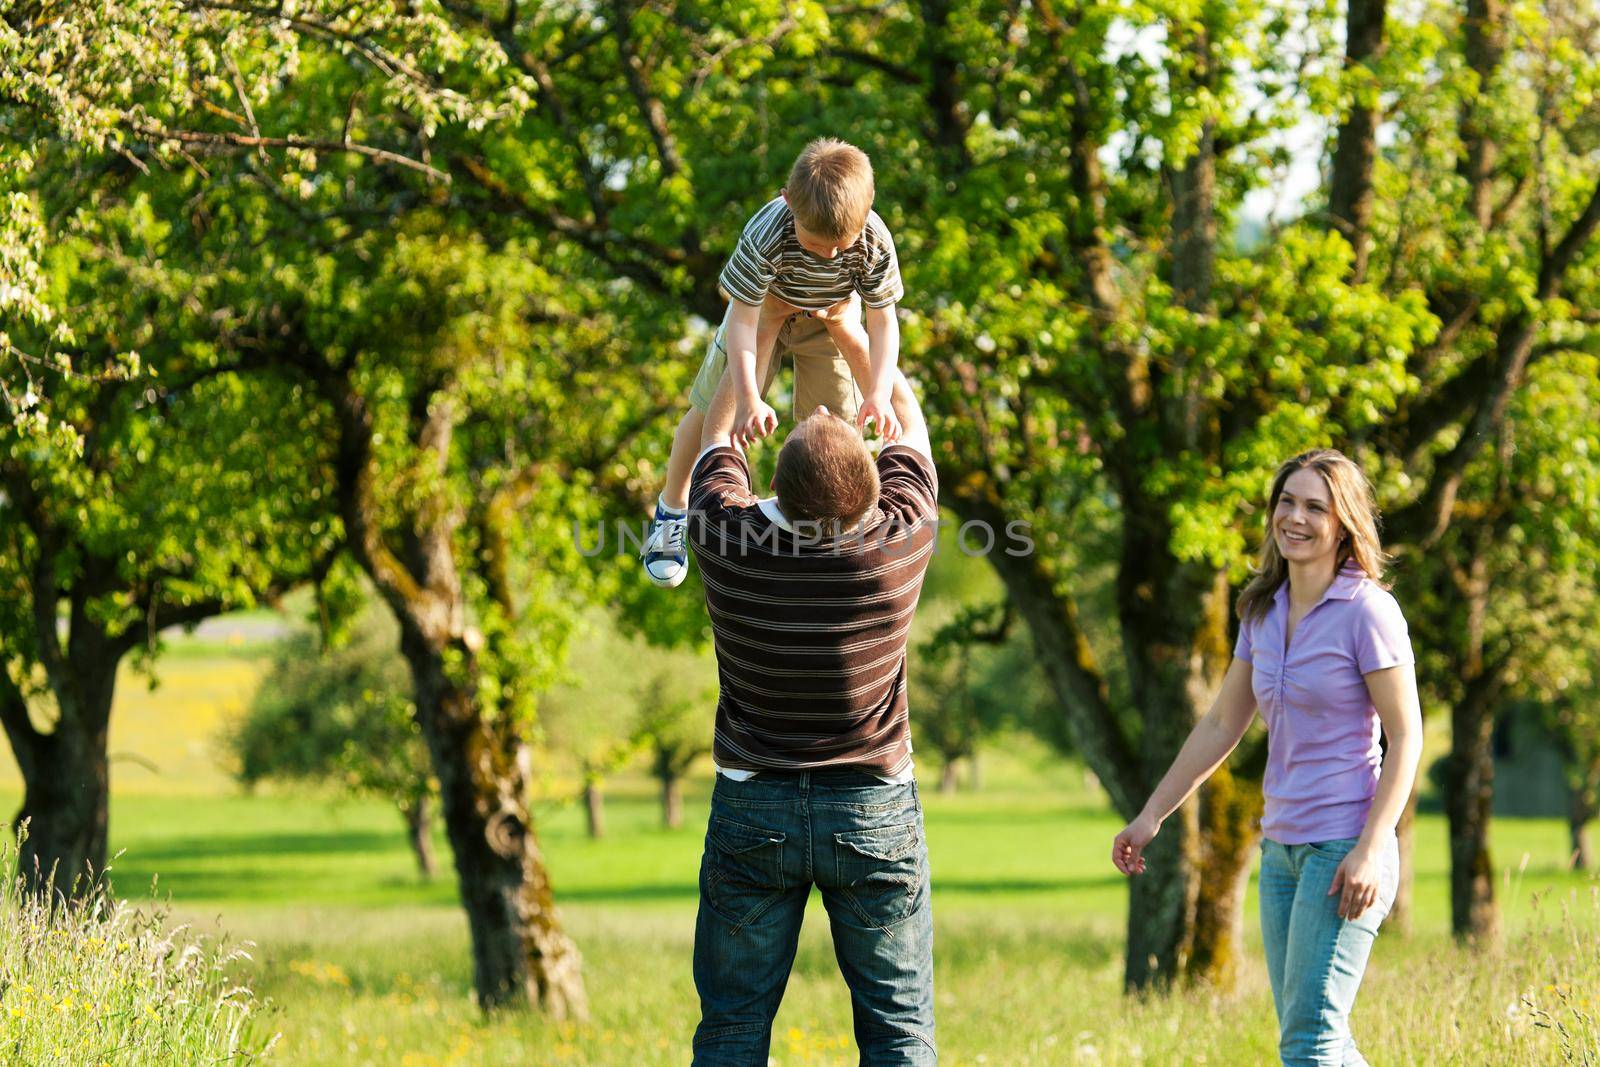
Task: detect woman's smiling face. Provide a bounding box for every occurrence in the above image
[1274,468,1343,564]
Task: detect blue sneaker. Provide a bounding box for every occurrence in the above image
[641,503,689,588]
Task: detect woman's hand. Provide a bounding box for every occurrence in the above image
[1328,842,1382,919]
[1112,813,1161,876]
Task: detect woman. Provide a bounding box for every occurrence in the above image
[1112,449,1422,1066]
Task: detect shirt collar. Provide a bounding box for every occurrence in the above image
[1326,561,1367,600]
[756,497,868,537]
[757,497,797,533]
[1275,561,1366,608]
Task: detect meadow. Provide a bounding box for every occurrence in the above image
[2,630,1598,1065]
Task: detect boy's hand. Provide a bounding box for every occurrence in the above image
[733,396,779,449]
[857,389,902,442]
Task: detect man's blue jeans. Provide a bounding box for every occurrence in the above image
[691,770,937,1065]
[1259,834,1399,1067]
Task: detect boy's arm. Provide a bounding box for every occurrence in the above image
[858,302,903,441]
[723,299,778,446]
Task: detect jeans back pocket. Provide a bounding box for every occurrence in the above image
[702,816,787,929]
[834,821,924,929]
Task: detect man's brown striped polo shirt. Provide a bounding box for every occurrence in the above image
[687,443,940,777]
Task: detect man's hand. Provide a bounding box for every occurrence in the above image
[857,388,903,442]
[733,396,778,449]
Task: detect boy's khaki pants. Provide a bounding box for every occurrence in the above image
[687,304,862,420]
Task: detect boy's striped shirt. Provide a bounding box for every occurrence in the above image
[719,197,904,311]
[687,443,939,777]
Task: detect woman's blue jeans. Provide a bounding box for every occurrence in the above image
[1259,834,1399,1066]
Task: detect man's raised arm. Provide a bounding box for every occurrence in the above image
[888,371,932,458]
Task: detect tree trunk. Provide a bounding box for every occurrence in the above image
[660,771,684,830]
[1187,764,1263,989]
[9,644,119,903]
[328,371,585,1016]
[1458,0,1507,230]
[1569,790,1594,872]
[584,779,606,840]
[1387,784,1421,937]
[16,720,113,901]
[1326,0,1387,283]
[403,630,587,1016]
[939,759,960,795]
[948,476,1233,993]
[403,794,436,880]
[1125,803,1199,991]
[1446,675,1501,944]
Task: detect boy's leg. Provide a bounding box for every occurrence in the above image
[660,408,706,513]
[781,314,863,424]
[644,306,780,587]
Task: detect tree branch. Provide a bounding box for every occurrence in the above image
[827,47,921,85]
[1393,175,1600,547]
[0,670,44,783]
[183,0,443,89]
[125,123,449,182]
[940,464,1142,815]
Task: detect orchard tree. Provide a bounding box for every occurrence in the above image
[1404,346,1600,938]
[1362,0,1600,941]
[0,0,494,901]
[633,669,715,830]
[223,604,440,878]
[1542,686,1600,872]
[0,179,337,897]
[540,616,715,834]
[911,600,1030,793]
[2,0,665,1017]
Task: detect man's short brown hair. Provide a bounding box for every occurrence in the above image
[774,411,880,531]
[785,138,875,241]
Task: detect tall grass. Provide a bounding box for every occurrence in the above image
[0,822,277,1065]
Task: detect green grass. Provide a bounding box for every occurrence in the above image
[3,632,1600,1064]
[0,775,1590,1065]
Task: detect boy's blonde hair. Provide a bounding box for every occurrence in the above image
[785,138,874,241]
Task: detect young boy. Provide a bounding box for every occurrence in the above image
[641,137,905,587]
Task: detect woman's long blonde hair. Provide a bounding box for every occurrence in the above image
[1236,449,1391,624]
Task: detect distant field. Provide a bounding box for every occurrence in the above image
[0,651,273,796]
[3,629,1597,1064]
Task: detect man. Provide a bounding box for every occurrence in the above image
[685,355,941,1066]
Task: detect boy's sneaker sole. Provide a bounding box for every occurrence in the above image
[641,510,689,589]
[643,557,688,588]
